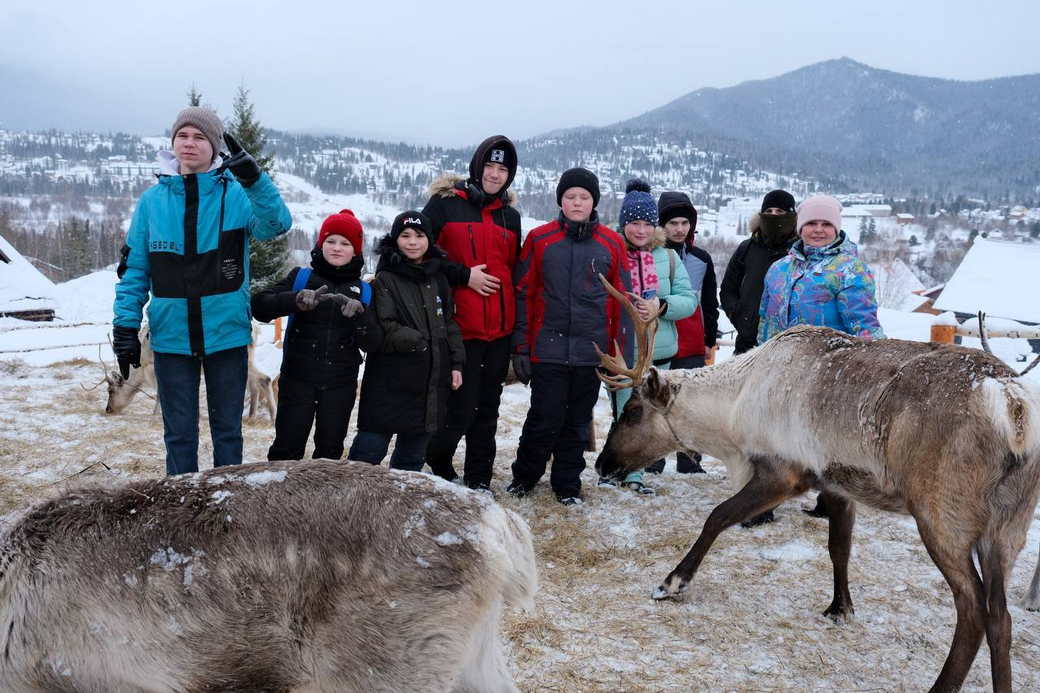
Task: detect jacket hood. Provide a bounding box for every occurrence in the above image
[791,230,858,261]
[468,135,517,190]
[156,150,224,177]
[427,173,517,207]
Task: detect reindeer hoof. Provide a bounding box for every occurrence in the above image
[652,575,688,601]
[822,602,855,623]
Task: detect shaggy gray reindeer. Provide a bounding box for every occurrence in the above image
[97,325,276,422]
[95,326,158,415]
[0,461,536,692]
[593,277,1040,693]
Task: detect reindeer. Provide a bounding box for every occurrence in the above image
[0,460,536,692]
[593,277,1040,692]
[245,336,276,422]
[91,326,159,415]
[95,325,276,422]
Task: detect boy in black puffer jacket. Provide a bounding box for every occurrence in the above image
[348,211,466,472]
[251,209,381,461]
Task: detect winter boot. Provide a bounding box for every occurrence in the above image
[676,451,706,474]
[741,509,776,528]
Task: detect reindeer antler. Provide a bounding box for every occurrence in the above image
[82,344,113,391]
[593,274,659,391]
[977,311,993,355]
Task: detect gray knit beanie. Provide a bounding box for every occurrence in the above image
[170,107,224,162]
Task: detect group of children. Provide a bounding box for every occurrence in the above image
[249,142,721,505]
[110,107,723,505]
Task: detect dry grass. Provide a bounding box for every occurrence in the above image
[1,365,1039,691]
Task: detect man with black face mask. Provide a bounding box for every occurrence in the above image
[720,189,797,355]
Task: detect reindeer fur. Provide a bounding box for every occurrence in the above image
[596,325,1040,692]
[0,461,536,692]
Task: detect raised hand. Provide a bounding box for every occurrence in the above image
[324,292,365,317]
[295,285,329,311]
[222,133,262,187]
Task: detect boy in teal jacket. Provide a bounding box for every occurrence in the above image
[112,107,292,475]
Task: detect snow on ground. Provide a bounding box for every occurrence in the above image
[1,274,1039,690]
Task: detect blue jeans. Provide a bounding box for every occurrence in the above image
[153,346,248,476]
[348,430,432,472]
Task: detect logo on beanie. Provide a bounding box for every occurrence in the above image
[489,149,506,163]
[403,217,424,227]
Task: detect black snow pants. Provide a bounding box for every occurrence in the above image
[267,370,359,461]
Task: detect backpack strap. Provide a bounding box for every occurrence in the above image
[285,267,312,338]
[668,248,677,284]
[359,279,372,306]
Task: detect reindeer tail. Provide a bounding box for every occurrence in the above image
[981,377,1040,459]
[976,378,1040,563]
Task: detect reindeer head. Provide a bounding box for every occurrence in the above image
[591,273,683,479]
[596,368,683,479]
[104,370,136,414]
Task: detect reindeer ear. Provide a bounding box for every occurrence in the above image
[644,368,672,406]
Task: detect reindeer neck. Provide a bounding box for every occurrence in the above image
[660,359,747,455]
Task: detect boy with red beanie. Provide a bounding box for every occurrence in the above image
[251,209,381,460]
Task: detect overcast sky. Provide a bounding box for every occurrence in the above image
[2,0,1038,146]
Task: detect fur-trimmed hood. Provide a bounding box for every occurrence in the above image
[427,174,518,207]
[621,226,666,251]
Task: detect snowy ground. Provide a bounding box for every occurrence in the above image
[2,271,1040,689]
[1,352,1038,691]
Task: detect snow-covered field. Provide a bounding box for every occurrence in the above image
[1,275,1039,690]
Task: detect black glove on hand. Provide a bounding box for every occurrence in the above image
[511,354,532,385]
[324,293,365,318]
[222,133,262,187]
[112,326,141,380]
[295,285,329,311]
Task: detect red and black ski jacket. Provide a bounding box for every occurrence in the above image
[422,175,522,341]
[513,213,631,366]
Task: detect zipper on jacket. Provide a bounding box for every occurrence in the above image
[469,223,488,331]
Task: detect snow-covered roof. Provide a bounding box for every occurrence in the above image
[934,238,1040,323]
[868,259,928,312]
[0,234,57,315]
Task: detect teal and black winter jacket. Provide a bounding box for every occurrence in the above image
[113,161,292,356]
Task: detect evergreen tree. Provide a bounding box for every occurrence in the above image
[187,84,202,107]
[228,83,287,292]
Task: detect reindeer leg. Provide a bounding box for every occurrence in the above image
[1025,550,1040,611]
[977,541,1014,692]
[822,492,855,622]
[653,457,814,600]
[914,518,985,693]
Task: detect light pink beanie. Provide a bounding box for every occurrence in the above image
[796,195,842,232]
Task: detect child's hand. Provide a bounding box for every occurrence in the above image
[323,292,365,317]
[451,370,463,390]
[295,285,329,311]
[468,264,501,296]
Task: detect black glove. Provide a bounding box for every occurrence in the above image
[222,133,262,187]
[112,326,141,380]
[295,285,329,311]
[511,354,532,385]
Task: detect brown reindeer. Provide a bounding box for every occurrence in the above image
[593,277,1040,692]
[0,460,536,692]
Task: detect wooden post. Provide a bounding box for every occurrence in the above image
[930,323,956,344]
[274,317,283,347]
